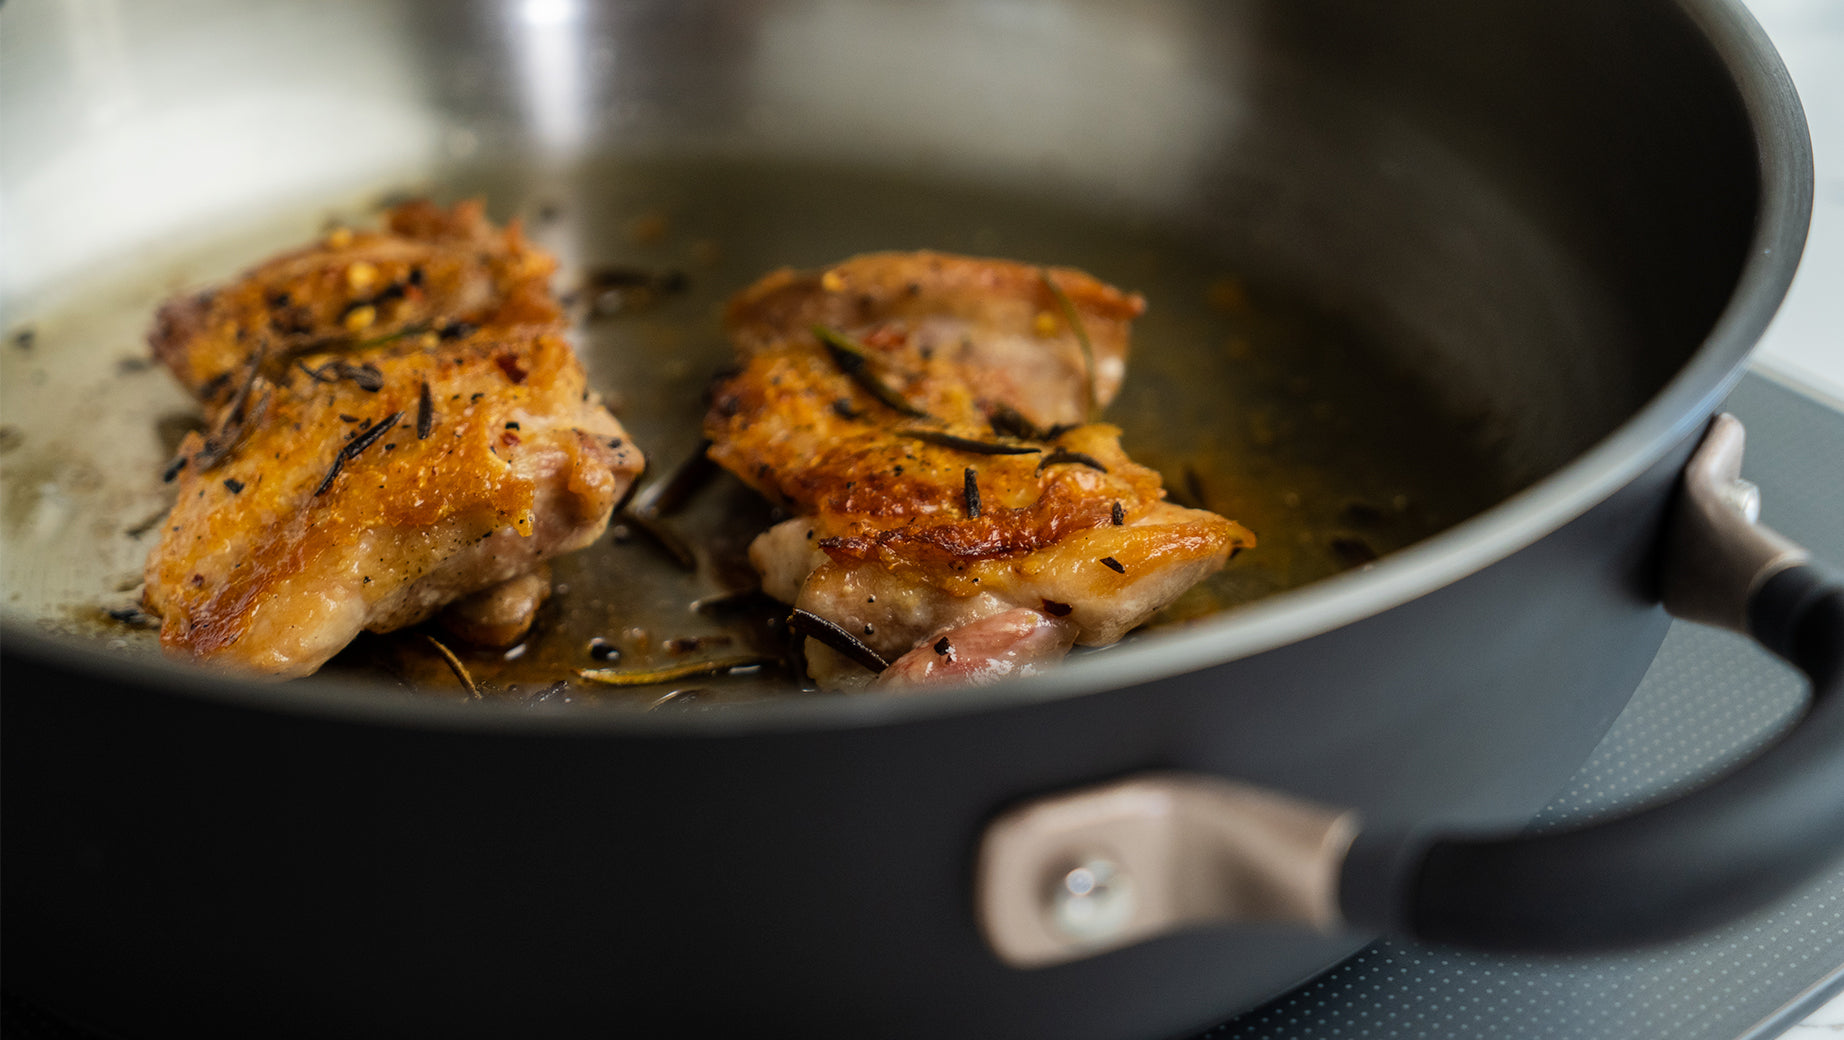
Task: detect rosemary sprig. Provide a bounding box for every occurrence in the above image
[619,507,698,571]
[631,439,716,518]
[987,403,1075,444]
[1040,269,1099,421]
[1036,447,1109,473]
[788,608,889,674]
[314,410,403,496]
[898,429,1041,456]
[812,325,931,419]
[577,654,778,687]
[193,344,272,472]
[426,635,480,699]
[297,359,383,392]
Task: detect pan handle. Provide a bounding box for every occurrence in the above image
[976,414,1844,965]
[1340,413,1844,951]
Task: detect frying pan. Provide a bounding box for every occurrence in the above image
[1,1,1838,1037]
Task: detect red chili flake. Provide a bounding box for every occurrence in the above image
[495,354,528,384]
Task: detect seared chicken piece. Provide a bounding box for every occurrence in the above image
[706,251,1253,689]
[144,203,642,677]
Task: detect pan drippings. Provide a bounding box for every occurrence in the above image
[0,156,1512,704]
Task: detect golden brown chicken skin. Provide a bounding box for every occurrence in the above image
[705,251,1253,689]
[144,203,642,678]
[151,199,558,413]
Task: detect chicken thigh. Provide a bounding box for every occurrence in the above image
[705,251,1253,689]
[144,202,641,677]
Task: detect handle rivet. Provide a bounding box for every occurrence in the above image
[1720,478,1762,523]
[1049,858,1135,941]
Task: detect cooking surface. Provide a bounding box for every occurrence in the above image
[0,158,1510,699]
[1199,371,1844,1039]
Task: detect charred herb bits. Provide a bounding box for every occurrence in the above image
[789,608,889,674]
[812,325,930,419]
[315,410,403,496]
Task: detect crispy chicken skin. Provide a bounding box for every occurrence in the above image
[151,200,558,412]
[706,251,1253,689]
[144,202,642,677]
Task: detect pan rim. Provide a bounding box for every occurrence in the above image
[0,0,1814,738]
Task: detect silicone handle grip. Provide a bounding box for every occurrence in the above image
[1341,415,1844,952]
[1343,564,1842,951]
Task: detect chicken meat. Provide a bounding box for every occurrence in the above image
[705,251,1254,689]
[144,201,642,677]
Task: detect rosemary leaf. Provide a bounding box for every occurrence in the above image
[578,654,780,686]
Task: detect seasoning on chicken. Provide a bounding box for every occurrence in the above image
[143,201,642,678]
[705,251,1254,689]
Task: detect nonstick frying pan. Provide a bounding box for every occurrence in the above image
[1,1,1837,1037]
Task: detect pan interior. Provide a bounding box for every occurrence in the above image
[0,0,1761,704]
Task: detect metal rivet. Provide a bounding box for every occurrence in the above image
[1720,478,1762,524]
[1049,858,1135,942]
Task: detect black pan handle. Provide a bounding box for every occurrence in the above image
[1341,413,1844,951]
[975,414,1843,968]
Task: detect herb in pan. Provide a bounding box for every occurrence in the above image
[193,346,272,472]
[1184,466,1209,510]
[426,635,481,699]
[314,410,403,496]
[105,606,160,629]
[986,403,1076,444]
[297,359,384,392]
[963,468,982,518]
[987,403,1042,442]
[691,587,776,615]
[1036,447,1108,473]
[619,507,698,571]
[1039,269,1100,421]
[1099,556,1126,574]
[1111,500,1125,526]
[125,506,171,538]
[898,429,1041,456]
[788,608,890,674]
[578,654,780,687]
[631,439,716,518]
[416,380,434,439]
[812,325,931,418]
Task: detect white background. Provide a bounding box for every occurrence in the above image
[1747,0,1844,403]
